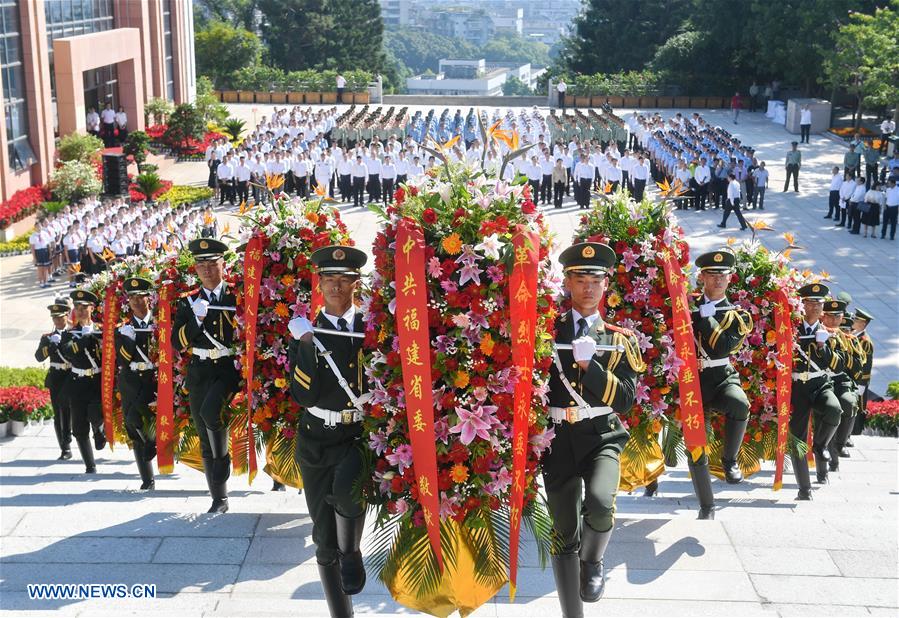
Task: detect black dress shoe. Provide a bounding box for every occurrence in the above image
[698,505,715,520]
[796,488,813,501]
[140,479,156,490]
[839,447,850,457]
[94,432,107,451]
[271,481,286,492]
[58,450,73,460]
[717,223,726,228]
[207,498,229,514]
[85,465,97,474]
[579,559,605,602]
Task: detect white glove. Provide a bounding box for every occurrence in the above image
[49,333,62,344]
[192,299,209,319]
[815,330,830,344]
[288,316,313,340]
[80,324,93,336]
[699,302,717,318]
[571,337,597,362]
[119,324,136,340]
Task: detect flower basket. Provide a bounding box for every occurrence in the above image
[362,157,558,615]
[574,190,690,488]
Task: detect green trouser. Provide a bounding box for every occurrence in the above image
[296,410,365,565]
[186,359,240,461]
[118,371,157,459]
[700,367,750,422]
[789,377,842,450]
[833,379,858,419]
[542,414,629,554]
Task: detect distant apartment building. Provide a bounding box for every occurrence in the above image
[378,0,410,27]
[405,59,544,96]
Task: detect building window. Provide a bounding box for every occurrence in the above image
[1,0,35,170]
[163,0,175,100]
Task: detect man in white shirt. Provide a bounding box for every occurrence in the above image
[882,178,898,240]
[336,74,347,104]
[365,152,381,204]
[846,176,867,234]
[718,173,748,230]
[235,155,252,205]
[540,152,554,205]
[631,154,650,201]
[217,155,235,205]
[526,155,542,202]
[350,156,367,208]
[100,104,116,146]
[574,154,595,209]
[556,80,567,109]
[381,155,397,205]
[799,105,812,144]
[336,155,353,202]
[313,154,333,196]
[825,166,842,219]
[86,107,101,137]
[879,118,896,155]
[751,162,769,210]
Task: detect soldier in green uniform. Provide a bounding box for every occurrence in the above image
[287,245,368,618]
[820,299,865,469]
[688,250,754,518]
[60,289,106,473]
[116,277,158,490]
[544,242,646,618]
[790,283,842,498]
[35,298,74,460]
[172,239,241,513]
[850,308,874,435]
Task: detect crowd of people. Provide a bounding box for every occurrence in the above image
[28,197,210,289]
[86,103,129,147]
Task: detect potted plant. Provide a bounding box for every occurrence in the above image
[319,70,338,104]
[0,409,9,438]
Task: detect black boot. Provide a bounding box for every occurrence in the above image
[551,553,584,618]
[133,442,155,490]
[335,513,366,595]
[813,423,839,483]
[205,429,231,514]
[791,453,812,500]
[579,522,612,602]
[643,479,658,497]
[271,480,286,491]
[834,413,855,459]
[92,420,106,451]
[54,421,72,460]
[722,417,748,484]
[687,456,715,519]
[317,560,354,618]
[75,435,96,473]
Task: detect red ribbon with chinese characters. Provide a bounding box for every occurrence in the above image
[773,289,794,490]
[507,228,539,600]
[310,272,324,317]
[155,283,175,474]
[658,248,707,457]
[100,284,120,449]
[394,218,443,571]
[242,236,264,483]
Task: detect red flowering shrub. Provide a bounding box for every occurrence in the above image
[0,386,52,422]
[867,400,899,437]
[0,186,50,229]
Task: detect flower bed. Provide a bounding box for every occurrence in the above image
[866,400,899,437]
[0,231,33,256]
[156,185,214,208]
[0,386,52,422]
[0,186,49,230]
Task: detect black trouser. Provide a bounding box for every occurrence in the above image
[827,190,840,218]
[633,178,646,201]
[118,370,157,459]
[542,414,628,553]
[882,205,897,239]
[396,174,407,187]
[47,369,71,452]
[529,178,540,201]
[865,164,878,190]
[102,122,115,146]
[339,174,351,201]
[186,359,240,461]
[367,174,380,202]
[784,164,799,191]
[577,178,591,208]
[352,176,365,207]
[237,180,248,205]
[849,201,863,233]
[696,182,709,209]
[541,174,552,203]
[800,124,811,143]
[721,198,747,229]
[296,410,364,564]
[566,169,572,195]
[382,178,394,204]
[553,181,565,208]
[790,378,842,444]
[251,176,262,203]
[219,180,234,204]
[558,91,565,109]
[294,176,308,200]
[622,170,630,195]
[68,375,103,440]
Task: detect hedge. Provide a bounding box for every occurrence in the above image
[0,367,48,388]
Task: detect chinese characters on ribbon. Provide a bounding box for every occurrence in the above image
[155,283,175,474]
[773,289,794,490]
[101,285,120,449]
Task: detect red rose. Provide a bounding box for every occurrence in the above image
[422,208,437,224]
[521,200,536,215]
[394,187,406,204]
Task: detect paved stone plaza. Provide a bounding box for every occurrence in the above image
[1,107,897,616]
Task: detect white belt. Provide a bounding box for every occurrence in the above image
[548,405,613,424]
[49,362,71,370]
[307,406,363,427]
[792,370,826,382]
[71,367,100,377]
[191,347,235,360]
[699,357,731,370]
[129,361,156,372]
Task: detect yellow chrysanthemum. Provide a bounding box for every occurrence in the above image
[281,274,296,287]
[453,371,470,389]
[274,377,287,389]
[765,330,776,345]
[274,302,290,318]
[441,233,463,255]
[479,334,495,356]
[606,292,621,308]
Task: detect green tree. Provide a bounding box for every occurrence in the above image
[560,0,689,74]
[481,33,551,68]
[56,132,104,165]
[164,104,206,152]
[194,0,259,30]
[123,131,151,172]
[502,76,533,96]
[257,0,385,73]
[822,1,899,125]
[195,20,263,87]
[384,27,477,75]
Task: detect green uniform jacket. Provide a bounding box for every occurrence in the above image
[171,287,238,356]
[692,298,753,394]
